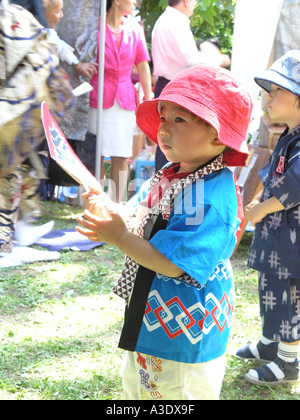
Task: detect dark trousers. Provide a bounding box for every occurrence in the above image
[259,273,300,343]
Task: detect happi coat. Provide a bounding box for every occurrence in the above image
[113,155,244,363]
[248,124,300,278]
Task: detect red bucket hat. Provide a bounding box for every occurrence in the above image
[136,65,253,167]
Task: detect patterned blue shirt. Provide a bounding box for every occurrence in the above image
[119,168,243,363]
[248,125,300,278]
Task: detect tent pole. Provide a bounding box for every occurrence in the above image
[95,0,107,182]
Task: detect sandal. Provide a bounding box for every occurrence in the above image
[236,340,278,363]
[244,357,299,387]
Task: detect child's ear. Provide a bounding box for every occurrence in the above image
[211,138,225,148]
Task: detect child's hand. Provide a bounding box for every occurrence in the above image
[245,196,285,227]
[76,208,128,246]
[245,202,267,227]
[82,187,113,219]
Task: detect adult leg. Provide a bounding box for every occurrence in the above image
[0,167,22,252]
[110,156,128,204]
[19,162,41,221]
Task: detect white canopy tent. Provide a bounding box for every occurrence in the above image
[230,0,284,106]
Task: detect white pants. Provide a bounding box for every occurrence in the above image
[122,351,226,401]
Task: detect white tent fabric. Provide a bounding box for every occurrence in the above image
[231,0,284,105]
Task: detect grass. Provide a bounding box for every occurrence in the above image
[0,200,299,400]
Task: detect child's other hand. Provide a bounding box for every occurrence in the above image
[76,208,128,245]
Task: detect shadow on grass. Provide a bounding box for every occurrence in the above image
[0,246,124,318]
[0,321,124,400]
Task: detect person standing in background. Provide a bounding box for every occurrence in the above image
[43,0,98,79]
[152,0,231,171]
[0,0,74,254]
[88,0,152,203]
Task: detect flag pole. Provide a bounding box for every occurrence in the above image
[95,0,107,181]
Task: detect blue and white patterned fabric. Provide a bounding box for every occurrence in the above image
[258,273,300,343]
[248,124,300,278]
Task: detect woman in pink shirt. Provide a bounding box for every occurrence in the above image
[89,0,152,203]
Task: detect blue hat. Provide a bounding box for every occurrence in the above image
[254,50,300,97]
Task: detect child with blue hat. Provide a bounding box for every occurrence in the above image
[236,50,300,386]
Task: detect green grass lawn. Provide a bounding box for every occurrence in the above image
[0,200,299,400]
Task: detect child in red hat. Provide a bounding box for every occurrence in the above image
[76,65,253,400]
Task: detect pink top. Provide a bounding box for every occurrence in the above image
[90,17,150,110]
[110,29,123,51]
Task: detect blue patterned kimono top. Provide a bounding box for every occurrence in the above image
[117,162,244,364]
[248,125,300,279]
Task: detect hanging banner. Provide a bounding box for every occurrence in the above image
[41,102,100,191]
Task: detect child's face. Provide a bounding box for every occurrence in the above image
[44,0,64,28]
[268,84,300,129]
[158,101,224,172]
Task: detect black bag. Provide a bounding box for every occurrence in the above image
[48,139,79,186]
[75,132,97,176]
